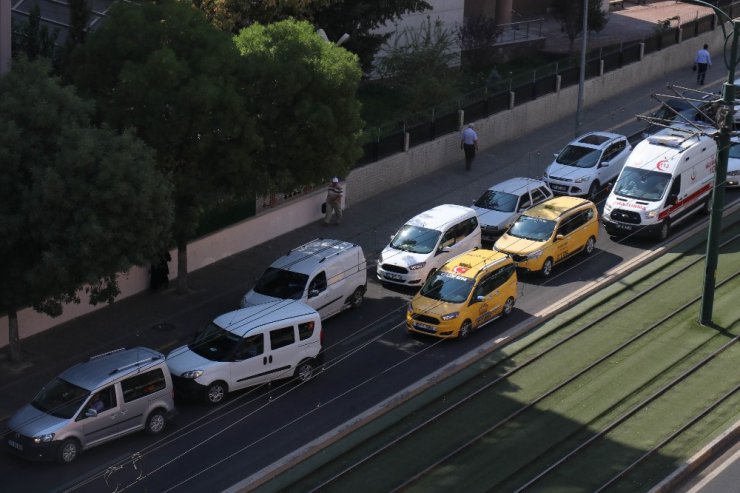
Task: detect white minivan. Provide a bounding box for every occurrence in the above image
[167,300,323,404]
[603,126,716,240]
[376,204,481,286]
[241,238,367,320]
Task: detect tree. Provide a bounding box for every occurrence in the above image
[192,0,431,73]
[11,5,59,62]
[0,59,174,363]
[234,19,363,190]
[68,0,259,294]
[551,0,608,53]
[375,17,458,112]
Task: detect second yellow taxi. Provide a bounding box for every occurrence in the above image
[407,249,517,339]
[494,196,598,277]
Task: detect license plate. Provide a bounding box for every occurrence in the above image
[8,440,23,451]
[414,323,435,332]
[552,185,567,192]
[385,273,403,281]
[615,223,632,230]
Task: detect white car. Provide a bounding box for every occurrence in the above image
[728,138,740,188]
[472,177,554,243]
[543,131,631,200]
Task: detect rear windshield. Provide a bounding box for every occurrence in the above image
[613,167,672,201]
[390,225,441,254]
[556,144,600,168]
[420,271,474,304]
[31,377,89,419]
[189,322,242,362]
[474,190,518,213]
[508,215,555,242]
[254,267,308,300]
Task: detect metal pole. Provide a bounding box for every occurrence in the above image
[700,20,737,324]
[575,0,589,137]
[0,0,11,75]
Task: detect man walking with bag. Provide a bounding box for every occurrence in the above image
[324,177,344,226]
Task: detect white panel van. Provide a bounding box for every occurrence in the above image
[167,300,323,404]
[376,204,482,286]
[602,126,716,240]
[241,238,367,320]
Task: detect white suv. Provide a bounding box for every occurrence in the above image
[543,131,631,200]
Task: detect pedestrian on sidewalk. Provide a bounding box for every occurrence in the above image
[149,251,171,291]
[694,44,712,85]
[323,177,343,226]
[460,123,479,171]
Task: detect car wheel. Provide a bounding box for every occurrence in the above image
[584,236,596,255]
[502,297,515,317]
[458,320,472,339]
[541,258,554,277]
[657,220,670,241]
[205,381,227,405]
[349,287,365,309]
[294,360,314,382]
[588,181,600,202]
[145,409,167,435]
[57,438,80,465]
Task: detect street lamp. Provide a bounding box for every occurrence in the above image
[684,1,738,325]
[575,0,589,137]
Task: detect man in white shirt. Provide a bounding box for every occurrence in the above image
[461,124,479,171]
[694,44,712,85]
[324,177,344,225]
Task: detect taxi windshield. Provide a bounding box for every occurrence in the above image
[508,215,555,242]
[474,190,518,212]
[613,167,671,201]
[420,271,474,304]
[390,225,441,254]
[556,145,600,168]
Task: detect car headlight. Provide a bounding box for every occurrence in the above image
[528,250,543,260]
[181,370,204,379]
[574,176,588,183]
[646,210,658,219]
[32,433,55,444]
[604,203,612,215]
[441,312,459,321]
[409,262,426,270]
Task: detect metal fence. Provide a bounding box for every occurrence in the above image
[356,12,719,168]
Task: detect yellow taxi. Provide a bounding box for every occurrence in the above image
[406,249,517,339]
[493,196,598,277]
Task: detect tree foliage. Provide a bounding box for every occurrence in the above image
[0,59,173,363]
[68,0,259,293]
[11,5,59,62]
[234,19,363,190]
[375,17,458,112]
[192,0,431,73]
[551,0,608,53]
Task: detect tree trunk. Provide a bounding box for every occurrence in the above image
[8,308,21,364]
[176,238,188,295]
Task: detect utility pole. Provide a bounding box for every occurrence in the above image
[575,0,589,137]
[686,1,737,325]
[1,0,10,75]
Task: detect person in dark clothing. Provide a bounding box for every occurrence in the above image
[150,251,171,291]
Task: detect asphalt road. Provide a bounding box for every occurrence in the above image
[2,76,739,492]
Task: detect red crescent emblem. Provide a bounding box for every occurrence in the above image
[656,159,669,171]
[453,266,469,274]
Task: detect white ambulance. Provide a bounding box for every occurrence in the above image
[602,126,716,240]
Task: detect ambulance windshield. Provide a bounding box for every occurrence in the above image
[613,167,671,201]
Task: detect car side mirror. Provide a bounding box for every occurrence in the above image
[667,194,678,206]
[86,409,98,418]
[308,289,319,298]
[555,234,565,241]
[600,161,610,168]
